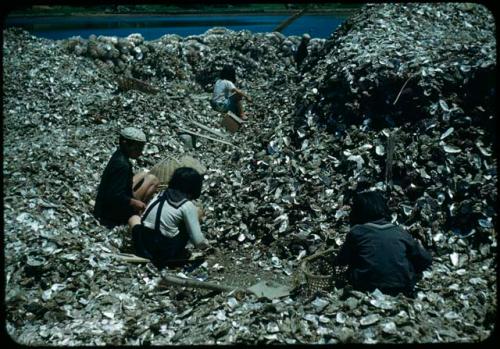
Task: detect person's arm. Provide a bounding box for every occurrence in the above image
[107,160,144,214]
[333,230,356,266]
[182,203,209,249]
[233,87,252,102]
[405,233,432,273]
[197,206,206,222]
[226,80,251,102]
[130,198,146,214]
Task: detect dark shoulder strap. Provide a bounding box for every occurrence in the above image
[141,199,160,224]
[154,198,167,232]
[142,190,188,233]
[141,190,168,225]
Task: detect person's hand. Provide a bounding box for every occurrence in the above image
[197,239,211,251]
[204,245,216,255]
[128,215,141,232]
[130,198,146,214]
[246,95,253,103]
[197,206,206,222]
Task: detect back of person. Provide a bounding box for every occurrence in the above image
[295,33,310,67]
[212,79,235,105]
[128,167,209,268]
[209,64,251,119]
[94,146,134,227]
[347,220,425,295]
[334,190,432,297]
[141,190,199,240]
[94,127,158,229]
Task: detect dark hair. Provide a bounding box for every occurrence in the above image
[220,64,236,83]
[350,190,390,225]
[168,167,203,199]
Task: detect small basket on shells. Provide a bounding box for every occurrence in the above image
[299,247,347,293]
[149,155,206,190]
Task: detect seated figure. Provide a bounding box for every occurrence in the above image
[128,167,209,268]
[333,190,432,297]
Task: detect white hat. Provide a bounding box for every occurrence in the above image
[120,127,146,142]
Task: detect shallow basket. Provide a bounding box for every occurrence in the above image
[300,247,344,292]
[150,155,206,189]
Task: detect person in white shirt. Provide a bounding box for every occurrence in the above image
[210,64,252,119]
[128,167,209,268]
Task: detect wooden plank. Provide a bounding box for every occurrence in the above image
[177,127,237,148]
[221,111,245,133]
[221,114,240,133]
[187,119,228,139]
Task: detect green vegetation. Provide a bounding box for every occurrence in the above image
[8,3,364,17]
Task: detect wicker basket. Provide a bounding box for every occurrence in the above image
[150,155,206,189]
[299,247,346,292]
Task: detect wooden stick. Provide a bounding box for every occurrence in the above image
[273,8,308,32]
[226,110,244,124]
[107,253,151,264]
[160,274,247,294]
[392,75,414,105]
[385,132,395,193]
[107,252,207,264]
[187,119,228,139]
[177,127,236,148]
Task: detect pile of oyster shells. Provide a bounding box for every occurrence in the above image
[296,3,496,132]
[62,27,325,86]
[3,3,496,345]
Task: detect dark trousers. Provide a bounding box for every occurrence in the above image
[132,224,189,268]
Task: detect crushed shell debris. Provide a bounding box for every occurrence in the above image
[3,3,496,345]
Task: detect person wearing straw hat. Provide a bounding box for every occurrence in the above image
[333,190,432,297]
[94,127,159,228]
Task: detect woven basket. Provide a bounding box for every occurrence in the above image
[150,155,206,189]
[300,247,345,292]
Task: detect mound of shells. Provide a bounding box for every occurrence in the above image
[3,2,497,346]
[295,3,496,131]
[62,27,325,88]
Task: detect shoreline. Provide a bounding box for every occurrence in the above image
[6,9,359,18]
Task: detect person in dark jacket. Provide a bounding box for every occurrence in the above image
[294,33,310,67]
[94,127,159,228]
[333,190,432,297]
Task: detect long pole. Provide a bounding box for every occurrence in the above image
[177,127,236,148]
[273,7,308,32]
[160,274,247,294]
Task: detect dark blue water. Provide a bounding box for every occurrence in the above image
[4,14,346,40]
